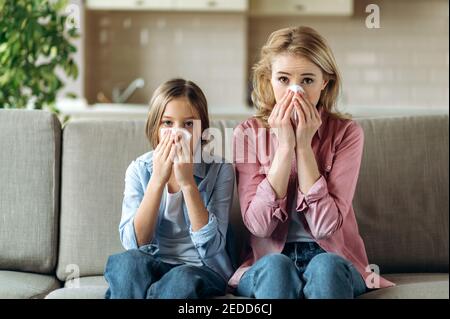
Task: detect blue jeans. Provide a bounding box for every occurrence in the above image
[236,242,367,299]
[104,248,227,299]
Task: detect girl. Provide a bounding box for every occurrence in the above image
[104,78,234,299]
[230,26,395,299]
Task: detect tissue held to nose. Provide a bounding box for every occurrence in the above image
[160,127,192,141]
[289,84,304,94]
[159,127,192,162]
[288,85,304,124]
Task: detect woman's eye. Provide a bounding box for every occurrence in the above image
[184,121,194,128]
[278,76,289,84]
[302,77,314,85]
[162,120,172,126]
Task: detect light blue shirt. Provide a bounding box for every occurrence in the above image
[119,150,235,281]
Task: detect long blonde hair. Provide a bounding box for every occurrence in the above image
[252,26,351,126]
[145,78,210,149]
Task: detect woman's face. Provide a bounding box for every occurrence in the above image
[270,53,328,108]
[158,97,201,154]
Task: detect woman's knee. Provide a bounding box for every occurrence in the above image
[239,254,301,299]
[304,253,349,278]
[257,253,297,275]
[303,253,359,299]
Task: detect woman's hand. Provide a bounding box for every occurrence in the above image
[173,133,196,188]
[268,90,296,150]
[293,91,322,151]
[151,130,176,185]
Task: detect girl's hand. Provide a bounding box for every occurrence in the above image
[173,133,195,188]
[293,91,322,151]
[268,90,296,150]
[151,130,176,185]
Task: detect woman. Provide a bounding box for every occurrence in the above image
[230,26,395,299]
[104,78,234,299]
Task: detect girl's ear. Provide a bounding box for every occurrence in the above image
[321,79,329,91]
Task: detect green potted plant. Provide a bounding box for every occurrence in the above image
[0,0,79,123]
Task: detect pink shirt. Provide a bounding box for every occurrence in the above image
[229,105,395,290]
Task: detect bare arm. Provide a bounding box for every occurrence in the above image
[181,182,209,231]
[296,146,321,194]
[267,147,295,199]
[267,89,296,199]
[173,135,208,231]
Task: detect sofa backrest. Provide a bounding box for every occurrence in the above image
[56,115,449,281]
[0,110,61,274]
[354,115,448,273]
[56,119,148,280]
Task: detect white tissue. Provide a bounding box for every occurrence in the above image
[160,127,192,162]
[289,85,304,125]
[160,127,192,141]
[289,84,305,94]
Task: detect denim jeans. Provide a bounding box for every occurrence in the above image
[236,242,367,299]
[104,248,227,299]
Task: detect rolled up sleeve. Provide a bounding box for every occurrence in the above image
[233,125,288,238]
[118,161,144,250]
[190,163,234,259]
[189,213,219,247]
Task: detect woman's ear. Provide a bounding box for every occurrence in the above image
[321,79,329,91]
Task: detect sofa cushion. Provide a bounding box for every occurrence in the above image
[45,273,448,299]
[0,110,61,274]
[358,273,449,299]
[45,276,108,299]
[0,270,61,299]
[56,120,148,281]
[354,115,449,273]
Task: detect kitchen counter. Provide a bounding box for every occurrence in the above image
[56,99,448,121]
[57,99,255,120]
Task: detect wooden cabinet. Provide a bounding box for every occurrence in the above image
[249,0,353,16]
[86,0,248,12]
[173,0,248,12]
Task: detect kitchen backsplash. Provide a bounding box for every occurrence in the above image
[82,0,448,112]
[248,0,449,110]
[85,11,247,110]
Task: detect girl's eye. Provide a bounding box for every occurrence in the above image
[162,120,172,126]
[278,76,289,84]
[302,77,314,85]
[184,121,194,128]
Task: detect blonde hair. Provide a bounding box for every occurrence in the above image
[145,78,210,149]
[252,26,351,126]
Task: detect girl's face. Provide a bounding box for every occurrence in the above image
[270,53,328,108]
[158,97,201,154]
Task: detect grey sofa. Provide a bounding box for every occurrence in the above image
[0,109,448,299]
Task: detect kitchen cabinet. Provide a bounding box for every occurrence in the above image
[249,0,353,16]
[173,0,248,12]
[86,0,248,12]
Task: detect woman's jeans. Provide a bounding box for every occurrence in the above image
[236,242,367,299]
[104,248,227,299]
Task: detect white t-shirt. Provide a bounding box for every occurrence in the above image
[286,190,315,243]
[156,185,203,266]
